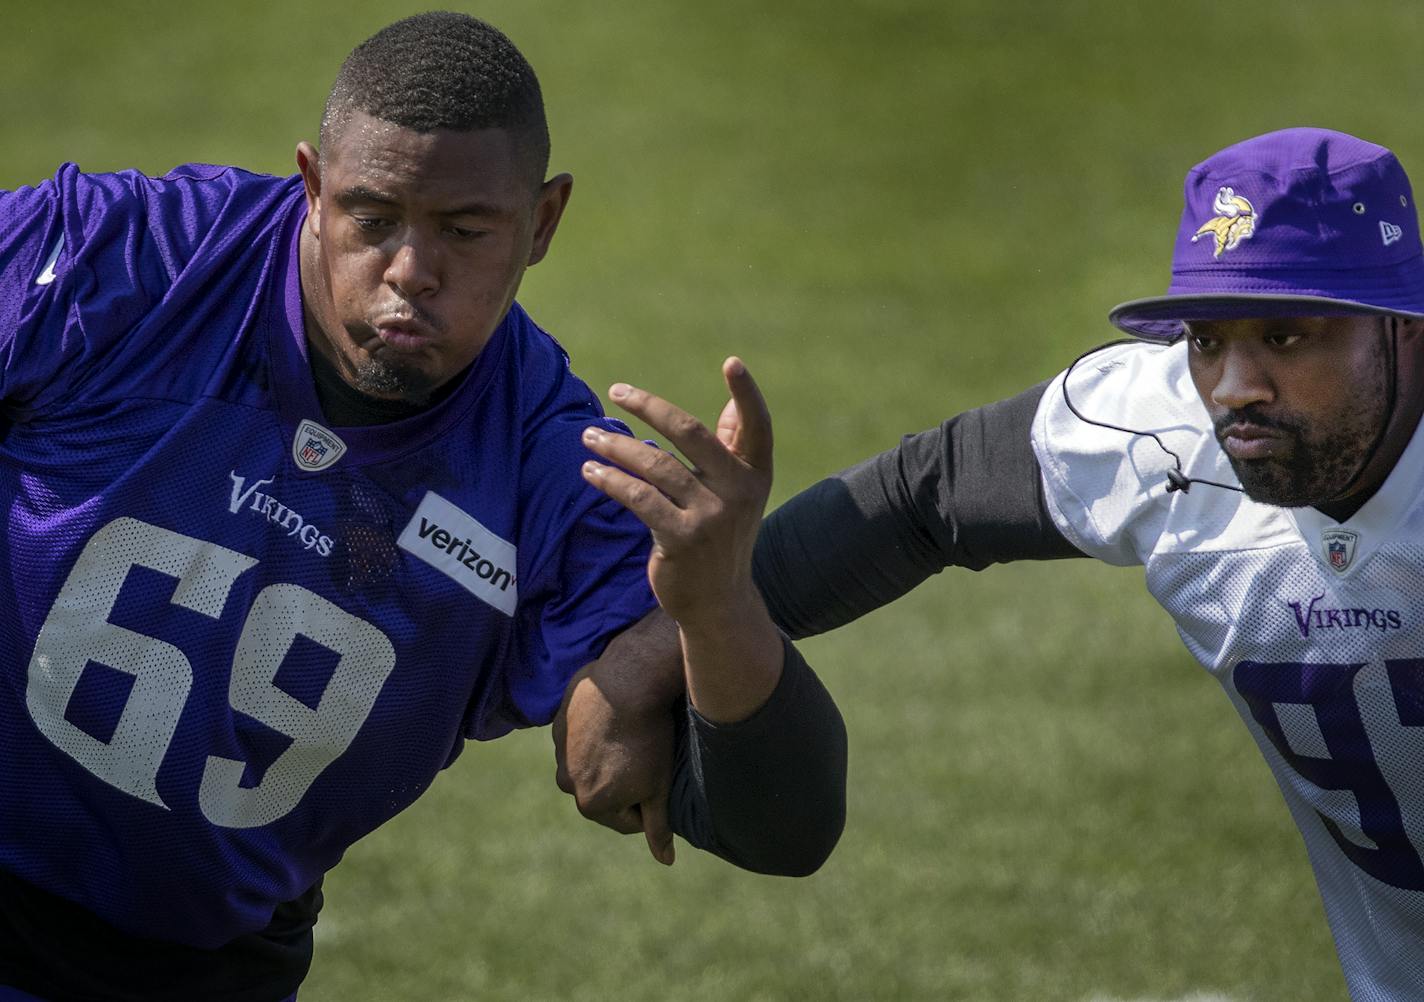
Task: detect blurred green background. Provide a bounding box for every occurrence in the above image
[7,2,1424,999]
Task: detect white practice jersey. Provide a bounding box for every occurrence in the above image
[1032,340,1424,1002]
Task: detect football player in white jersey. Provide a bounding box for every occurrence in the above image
[742,127,1424,1000]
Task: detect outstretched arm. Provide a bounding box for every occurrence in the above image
[753,380,1084,640]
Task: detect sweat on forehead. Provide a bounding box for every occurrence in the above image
[318,12,550,185]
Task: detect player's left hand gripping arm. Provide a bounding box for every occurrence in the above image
[566,358,847,875]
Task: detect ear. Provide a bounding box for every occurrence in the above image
[296,141,323,239]
[526,173,574,268]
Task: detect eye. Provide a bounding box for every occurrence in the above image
[353,215,393,233]
[1189,333,1219,353]
[444,224,489,241]
[1264,332,1304,348]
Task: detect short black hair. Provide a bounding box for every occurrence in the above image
[320,12,550,186]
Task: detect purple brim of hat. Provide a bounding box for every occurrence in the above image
[1110,289,1424,342]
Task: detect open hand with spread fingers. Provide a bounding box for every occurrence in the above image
[580,357,785,722]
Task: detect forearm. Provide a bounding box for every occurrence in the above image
[560,600,784,725]
[675,586,783,724]
[754,379,1083,639]
[668,635,846,876]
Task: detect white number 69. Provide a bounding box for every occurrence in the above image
[26,517,396,827]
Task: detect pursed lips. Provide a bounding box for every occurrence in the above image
[372,314,437,350]
[1218,421,1288,460]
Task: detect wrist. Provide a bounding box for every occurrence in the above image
[669,581,771,639]
[676,590,784,724]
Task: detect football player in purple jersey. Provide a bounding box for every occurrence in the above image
[0,13,844,1002]
[741,129,1424,1000]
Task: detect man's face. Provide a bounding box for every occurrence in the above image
[297,111,571,401]
[1186,315,1391,506]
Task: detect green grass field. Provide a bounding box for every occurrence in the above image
[7,2,1424,998]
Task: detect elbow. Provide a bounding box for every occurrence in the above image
[723,812,845,878]
[720,754,848,878]
[758,706,849,877]
[759,804,846,878]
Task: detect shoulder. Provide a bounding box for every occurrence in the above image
[135,164,301,274]
[500,304,618,456]
[1034,339,1202,448]
[16,163,297,274]
[491,304,649,568]
[5,163,299,313]
[1030,341,1210,564]
[502,304,602,414]
[0,164,302,411]
[1031,340,1298,566]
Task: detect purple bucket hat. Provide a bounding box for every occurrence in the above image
[1109,128,1424,341]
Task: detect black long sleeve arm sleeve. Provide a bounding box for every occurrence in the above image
[652,382,1085,874]
[753,380,1085,640]
[666,634,846,876]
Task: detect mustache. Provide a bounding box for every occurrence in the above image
[1212,405,1304,438]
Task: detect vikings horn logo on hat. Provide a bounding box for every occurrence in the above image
[1192,187,1257,258]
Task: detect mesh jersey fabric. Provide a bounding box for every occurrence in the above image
[0,164,656,948]
[1032,339,1424,1002]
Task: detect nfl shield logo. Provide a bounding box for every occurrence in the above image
[1320,528,1359,574]
[292,418,348,472]
[300,438,328,466]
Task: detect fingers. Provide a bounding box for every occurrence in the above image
[604,381,740,483]
[581,458,685,535]
[718,357,773,472]
[639,798,676,867]
[592,803,645,837]
[581,427,704,510]
[567,802,674,863]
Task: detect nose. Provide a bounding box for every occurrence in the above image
[383,235,439,299]
[1209,343,1274,411]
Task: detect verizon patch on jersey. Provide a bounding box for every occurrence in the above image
[397,491,518,616]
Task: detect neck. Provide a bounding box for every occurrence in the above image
[1314,327,1424,522]
[297,223,350,383]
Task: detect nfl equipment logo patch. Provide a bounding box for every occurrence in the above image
[292,418,347,472]
[1321,528,1359,573]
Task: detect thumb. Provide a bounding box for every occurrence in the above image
[720,357,772,470]
[639,797,676,867]
[714,395,740,450]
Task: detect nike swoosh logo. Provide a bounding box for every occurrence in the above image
[35,237,64,286]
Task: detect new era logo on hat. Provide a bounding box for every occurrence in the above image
[1108,128,1424,340]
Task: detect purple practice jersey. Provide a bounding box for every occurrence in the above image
[0,164,657,948]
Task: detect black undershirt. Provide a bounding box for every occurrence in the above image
[1,349,848,1001]
[305,343,461,426]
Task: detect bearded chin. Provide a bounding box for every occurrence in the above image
[1229,454,1324,507]
[354,358,436,403]
[1227,439,1367,508]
